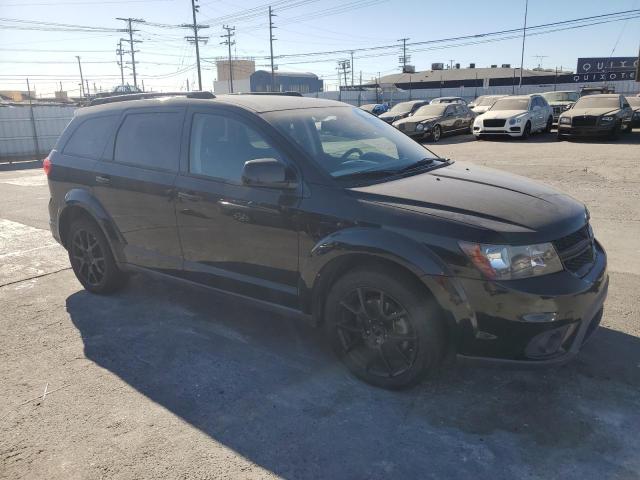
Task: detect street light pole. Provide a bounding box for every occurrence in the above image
[518,0,529,89]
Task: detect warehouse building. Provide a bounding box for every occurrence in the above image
[214,59,323,94]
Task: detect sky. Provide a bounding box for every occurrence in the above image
[0,0,639,97]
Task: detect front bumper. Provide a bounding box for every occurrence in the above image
[557,124,614,137]
[473,123,523,137]
[453,240,608,364]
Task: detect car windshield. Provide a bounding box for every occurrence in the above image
[388,102,416,114]
[265,106,442,180]
[490,98,529,111]
[574,97,619,109]
[413,105,447,116]
[542,92,577,102]
[625,97,640,107]
[475,96,501,106]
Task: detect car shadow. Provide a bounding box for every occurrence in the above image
[66,274,640,479]
[0,159,43,172]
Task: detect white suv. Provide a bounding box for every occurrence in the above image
[473,94,553,139]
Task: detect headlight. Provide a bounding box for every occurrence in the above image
[459,241,563,280]
[601,116,614,122]
[416,123,425,131]
[509,117,523,125]
[559,117,571,125]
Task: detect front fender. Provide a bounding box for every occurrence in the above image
[60,188,126,264]
[300,226,478,343]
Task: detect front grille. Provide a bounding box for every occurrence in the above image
[553,224,595,276]
[553,106,563,115]
[483,119,506,127]
[572,116,597,127]
[398,123,406,131]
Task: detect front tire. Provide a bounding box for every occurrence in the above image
[324,266,445,389]
[545,116,553,133]
[431,124,442,142]
[521,121,531,139]
[68,217,126,294]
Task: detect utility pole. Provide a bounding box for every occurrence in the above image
[398,37,409,72]
[116,40,125,85]
[338,59,350,90]
[532,54,548,69]
[186,78,190,92]
[448,59,455,69]
[75,55,85,97]
[358,70,362,106]
[221,25,236,93]
[269,6,277,92]
[518,0,529,88]
[85,80,90,98]
[117,17,144,88]
[182,0,209,91]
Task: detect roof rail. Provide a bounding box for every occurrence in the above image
[88,91,215,106]
[225,91,303,97]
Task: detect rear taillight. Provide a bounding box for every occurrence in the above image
[43,156,52,176]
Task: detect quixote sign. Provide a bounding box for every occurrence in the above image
[572,57,638,82]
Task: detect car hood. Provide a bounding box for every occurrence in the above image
[477,109,527,120]
[567,107,620,116]
[471,106,491,113]
[394,115,440,125]
[547,101,573,106]
[350,162,587,242]
[379,112,407,121]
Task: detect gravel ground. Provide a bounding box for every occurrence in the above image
[1,131,639,480]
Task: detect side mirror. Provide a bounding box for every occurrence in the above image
[242,158,296,189]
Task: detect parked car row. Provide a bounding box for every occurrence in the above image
[367,91,638,142]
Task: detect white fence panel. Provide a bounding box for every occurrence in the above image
[0,105,76,160]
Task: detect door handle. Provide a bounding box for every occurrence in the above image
[95,175,111,185]
[177,191,202,202]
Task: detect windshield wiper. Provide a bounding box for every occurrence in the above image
[335,168,399,181]
[395,157,444,174]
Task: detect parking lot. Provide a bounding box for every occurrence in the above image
[1,131,639,479]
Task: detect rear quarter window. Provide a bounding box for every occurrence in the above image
[63,115,118,159]
[114,111,183,171]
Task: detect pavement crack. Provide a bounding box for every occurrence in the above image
[0,267,72,289]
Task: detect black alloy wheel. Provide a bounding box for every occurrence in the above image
[325,267,444,389]
[67,217,126,294]
[71,229,106,287]
[336,287,418,379]
[521,121,531,139]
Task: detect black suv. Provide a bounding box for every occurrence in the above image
[46,93,608,389]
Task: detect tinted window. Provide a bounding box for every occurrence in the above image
[114,111,182,171]
[64,115,118,159]
[189,113,282,182]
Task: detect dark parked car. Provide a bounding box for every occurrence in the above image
[429,96,466,105]
[541,91,580,122]
[557,94,633,139]
[626,96,640,128]
[393,103,475,142]
[377,100,429,124]
[46,94,608,389]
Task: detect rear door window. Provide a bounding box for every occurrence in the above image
[114,111,183,171]
[63,115,118,159]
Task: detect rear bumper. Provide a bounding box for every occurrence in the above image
[448,240,608,364]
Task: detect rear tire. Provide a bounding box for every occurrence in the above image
[67,217,126,294]
[324,266,445,389]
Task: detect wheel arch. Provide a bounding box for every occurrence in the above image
[58,189,126,264]
[300,227,476,347]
